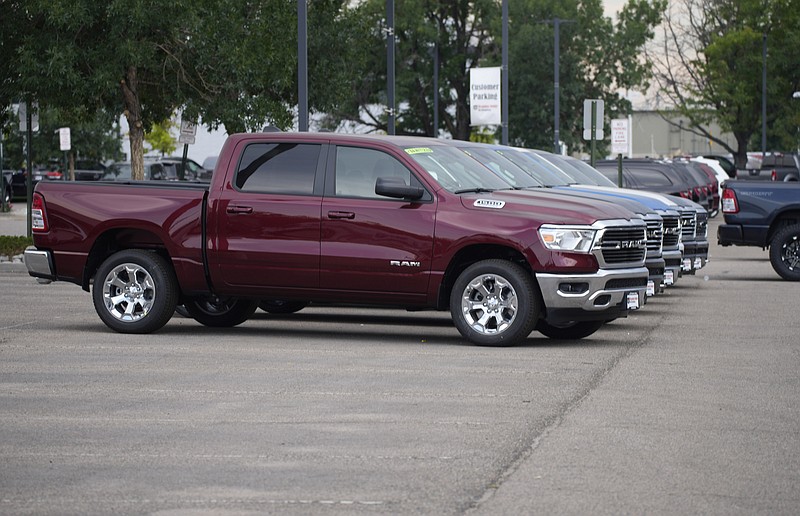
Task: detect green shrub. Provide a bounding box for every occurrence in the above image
[0,235,33,258]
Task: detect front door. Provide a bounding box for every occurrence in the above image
[320,145,436,300]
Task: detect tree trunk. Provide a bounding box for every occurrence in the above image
[121,66,145,180]
[733,132,752,170]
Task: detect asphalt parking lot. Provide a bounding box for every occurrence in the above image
[1,214,798,515]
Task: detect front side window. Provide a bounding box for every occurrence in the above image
[235,143,320,194]
[335,147,417,198]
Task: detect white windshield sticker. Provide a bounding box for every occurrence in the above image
[474,199,505,209]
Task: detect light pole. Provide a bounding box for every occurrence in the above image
[793,91,800,153]
[762,33,767,158]
[542,18,574,154]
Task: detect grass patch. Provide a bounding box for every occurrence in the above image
[0,235,33,258]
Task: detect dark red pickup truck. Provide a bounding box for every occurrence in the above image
[24,133,649,346]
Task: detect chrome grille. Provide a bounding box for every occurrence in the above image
[661,215,681,248]
[696,212,708,239]
[645,218,663,257]
[681,211,696,241]
[596,227,647,265]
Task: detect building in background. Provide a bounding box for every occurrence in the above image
[629,110,736,158]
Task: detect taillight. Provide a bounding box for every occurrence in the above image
[721,188,738,214]
[31,192,49,232]
[771,170,777,181]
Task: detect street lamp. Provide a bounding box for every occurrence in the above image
[542,18,575,154]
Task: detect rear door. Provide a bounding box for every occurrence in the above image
[209,139,327,295]
[320,144,437,299]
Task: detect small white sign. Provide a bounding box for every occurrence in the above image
[611,118,629,155]
[469,67,502,126]
[59,127,71,151]
[626,291,640,310]
[179,120,197,145]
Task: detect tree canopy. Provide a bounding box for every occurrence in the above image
[3,0,363,178]
[648,0,800,167]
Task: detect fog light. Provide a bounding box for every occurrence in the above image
[558,282,589,294]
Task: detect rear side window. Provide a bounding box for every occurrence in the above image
[595,165,630,187]
[235,143,321,194]
[629,167,674,188]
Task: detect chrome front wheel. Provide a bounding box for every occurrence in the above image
[450,260,538,347]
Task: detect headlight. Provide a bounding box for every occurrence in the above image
[538,226,597,253]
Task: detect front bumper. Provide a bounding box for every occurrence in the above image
[536,266,649,325]
[645,256,666,295]
[662,249,682,286]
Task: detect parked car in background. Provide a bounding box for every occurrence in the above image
[594,159,694,199]
[104,158,209,182]
[591,158,710,272]
[72,160,107,181]
[760,153,799,182]
[701,154,736,179]
[157,157,212,181]
[202,155,218,172]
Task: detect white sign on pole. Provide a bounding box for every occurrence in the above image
[582,99,604,140]
[469,67,502,126]
[611,119,629,155]
[179,120,197,145]
[59,127,71,151]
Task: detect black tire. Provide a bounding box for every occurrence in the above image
[769,223,800,281]
[183,295,258,327]
[258,300,308,314]
[449,259,539,347]
[174,305,191,318]
[536,320,605,340]
[92,249,178,334]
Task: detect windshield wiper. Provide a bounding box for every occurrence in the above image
[454,187,495,194]
[454,187,514,194]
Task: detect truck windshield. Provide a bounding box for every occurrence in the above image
[402,145,510,193]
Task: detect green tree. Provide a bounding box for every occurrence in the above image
[145,121,178,157]
[1,106,123,173]
[12,1,207,179]
[649,0,800,167]
[322,0,663,151]
[181,0,367,134]
[507,0,665,153]
[322,0,502,140]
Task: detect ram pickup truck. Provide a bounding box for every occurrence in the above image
[718,181,800,280]
[734,153,800,182]
[24,133,649,346]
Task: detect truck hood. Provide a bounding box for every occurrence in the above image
[562,185,679,211]
[459,189,638,225]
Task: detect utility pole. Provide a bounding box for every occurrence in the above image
[298,0,308,132]
[501,0,508,145]
[542,18,575,154]
[386,0,396,135]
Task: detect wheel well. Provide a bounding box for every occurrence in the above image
[82,228,172,291]
[768,211,800,246]
[437,245,535,309]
